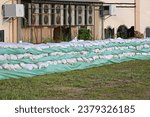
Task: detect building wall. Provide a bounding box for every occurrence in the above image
[21,27,54,43]
[140,0,150,36]
[21,2,101,42]
[93,6,102,40]
[0,0,18,42]
[1,0,150,42]
[101,0,135,38]
[101,0,150,38]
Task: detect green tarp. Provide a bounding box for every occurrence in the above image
[0,39,150,79]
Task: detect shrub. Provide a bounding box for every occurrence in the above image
[78,28,92,40]
[134,31,144,39]
[42,37,54,43]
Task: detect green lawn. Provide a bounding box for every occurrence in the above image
[0,60,150,100]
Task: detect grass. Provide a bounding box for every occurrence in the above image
[0,60,150,100]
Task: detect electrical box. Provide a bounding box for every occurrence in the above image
[109,5,116,16]
[3,4,24,18]
[100,5,116,16]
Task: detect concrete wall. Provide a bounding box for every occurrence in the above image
[21,27,54,43]
[0,0,18,42]
[1,0,150,42]
[140,0,150,36]
[101,0,150,37]
[94,6,102,39]
[102,0,134,3]
[101,0,135,38]
[21,4,101,42]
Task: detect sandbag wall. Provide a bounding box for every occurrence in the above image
[0,39,150,79]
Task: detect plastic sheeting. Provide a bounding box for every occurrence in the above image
[0,38,150,79]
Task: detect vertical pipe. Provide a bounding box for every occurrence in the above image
[101,3,104,40]
[17,0,21,42]
[12,0,14,42]
[69,3,72,39]
[12,0,15,42]
[94,5,95,40]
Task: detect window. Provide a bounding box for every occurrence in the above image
[104,27,114,39]
[146,28,150,38]
[117,25,128,39]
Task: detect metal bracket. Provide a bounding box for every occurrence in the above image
[104,15,111,20]
[3,17,12,24]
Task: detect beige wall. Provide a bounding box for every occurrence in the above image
[101,0,135,38]
[101,0,150,37]
[21,27,54,43]
[102,0,134,3]
[135,0,140,31]
[0,0,18,42]
[1,0,150,42]
[140,0,150,36]
[94,6,102,39]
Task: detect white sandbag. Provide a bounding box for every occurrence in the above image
[43,53,48,57]
[93,56,99,60]
[51,52,65,56]
[57,60,62,64]
[27,64,34,70]
[4,54,10,60]
[88,58,93,62]
[73,58,77,63]
[108,55,114,59]
[66,59,71,64]
[10,54,18,60]
[77,58,83,62]
[143,44,149,48]
[30,54,40,60]
[23,53,31,58]
[47,61,53,65]
[80,51,88,55]
[61,59,67,64]
[42,62,49,67]
[141,53,147,55]
[113,55,117,58]
[37,62,49,69]
[94,49,101,53]
[31,64,38,69]
[67,58,77,64]
[2,64,12,70]
[0,55,6,61]
[13,64,22,70]
[20,63,32,70]
[9,64,17,70]
[30,54,48,60]
[136,46,142,50]
[85,58,90,63]
[17,54,24,59]
[84,58,90,63]
[53,61,58,65]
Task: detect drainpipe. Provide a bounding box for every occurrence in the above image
[69,3,72,39]
[134,0,136,30]
[17,0,21,43]
[101,3,104,40]
[12,0,15,42]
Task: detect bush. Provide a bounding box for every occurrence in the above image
[134,31,144,39]
[78,28,92,40]
[42,38,54,43]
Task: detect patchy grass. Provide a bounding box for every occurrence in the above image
[0,60,150,100]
